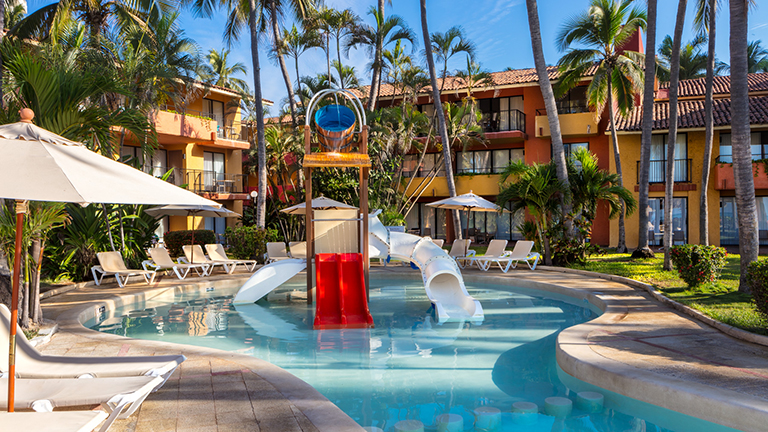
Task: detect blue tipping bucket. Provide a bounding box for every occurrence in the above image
[314,105,356,152]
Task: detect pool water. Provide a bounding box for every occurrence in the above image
[88,277,737,432]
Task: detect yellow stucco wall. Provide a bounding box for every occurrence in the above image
[535,112,599,138]
[609,131,722,249]
[404,173,502,198]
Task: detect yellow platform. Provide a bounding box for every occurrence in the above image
[304,152,371,168]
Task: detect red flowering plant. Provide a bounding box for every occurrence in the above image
[669,244,728,287]
[747,260,768,319]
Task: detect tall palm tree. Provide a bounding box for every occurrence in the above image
[428,25,476,92]
[382,39,413,97]
[330,60,358,88]
[658,35,707,81]
[347,6,416,111]
[747,40,768,72]
[276,24,321,108]
[326,8,358,89]
[569,147,636,228]
[5,0,25,29]
[419,0,461,240]
[454,58,493,99]
[662,0,687,271]
[525,0,572,235]
[556,0,646,253]
[730,0,759,292]
[202,48,249,93]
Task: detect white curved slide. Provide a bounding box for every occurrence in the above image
[233,259,306,304]
[369,212,484,323]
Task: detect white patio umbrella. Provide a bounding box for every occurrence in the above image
[0,110,221,412]
[145,205,240,261]
[427,191,510,254]
[280,196,357,215]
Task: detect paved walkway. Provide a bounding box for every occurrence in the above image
[38,266,768,432]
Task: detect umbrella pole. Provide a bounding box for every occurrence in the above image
[7,200,26,412]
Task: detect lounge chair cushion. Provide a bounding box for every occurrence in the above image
[0,411,108,432]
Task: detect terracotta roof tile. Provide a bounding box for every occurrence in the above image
[659,72,768,97]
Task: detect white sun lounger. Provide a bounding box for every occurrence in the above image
[0,411,109,432]
[1,375,162,432]
[182,245,233,274]
[431,239,444,248]
[205,244,257,272]
[498,240,541,271]
[289,242,307,260]
[145,247,210,279]
[472,239,511,271]
[0,305,184,387]
[265,242,292,264]
[448,239,475,268]
[91,252,157,288]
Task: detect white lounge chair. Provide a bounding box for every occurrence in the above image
[432,239,445,248]
[265,242,292,264]
[289,241,307,260]
[448,239,475,269]
[1,375,162,432]
[503,240,541,271]
[206,243,257,272]
[0,304,184,387]
[472,239,511,271]
[182,245,233,274]
[92,252,157,288]
[145,247,210,279]
[0,411,109,432]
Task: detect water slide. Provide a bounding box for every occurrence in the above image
[368,211,484,323]
[313,253,373,329]
[233,259,306,304]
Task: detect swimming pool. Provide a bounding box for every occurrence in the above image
[87,275,738,432]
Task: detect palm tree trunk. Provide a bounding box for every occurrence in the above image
[664,0,687,271]
[730,0,759,292]
[336,35,345,89]
[295,56,305,108]
[29,239,41,324]
[367,0,385,111]
[250,0,267,228]
[270,0,298,127]
[634,0,657,258]
[699,0,716,246]
[420,0,462,240]
[607,85,627,253]
[0,0,5,110]
[525,0,572,225]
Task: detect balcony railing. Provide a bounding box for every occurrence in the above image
[166,169,246,194]
[536,105,590,116]
[481,109,525,133]
[637,159,691,183]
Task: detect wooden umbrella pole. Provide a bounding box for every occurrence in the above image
[7,199,27,412]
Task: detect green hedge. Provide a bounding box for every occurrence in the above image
[670,244,728,287]
[748,260,768,319]
[225,226,279,263]
[164,230,216,258]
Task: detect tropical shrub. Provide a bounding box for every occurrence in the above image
[224,226,278,263]
[164,230,215,258]
[747,260,768,319]
[670,244,728,287]
[549,218,602,266]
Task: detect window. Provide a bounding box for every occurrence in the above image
[120,146,144,169]
[478,96,524,132]
[562,142,588,159]
[460,203,524,241]
[120,147,167,176]
[648,134,688,183]
[205,217,227,244]
[458,149,523,174]
[647,197,687,245]
[203,99,225,138]
[403,153,445,178]
[719,132,768,162]
[204,151,225,192]
[720,196,768,245]
[404,203,448,239]
[492,148,524,173]
[556,87,588,114]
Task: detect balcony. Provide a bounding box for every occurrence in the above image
[637,159,692,183]
[535,109,597,138]
[152,109,216,144]
[714,157,768,190]
[166,169,248,200]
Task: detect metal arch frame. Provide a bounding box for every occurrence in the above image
[304,88,367,131]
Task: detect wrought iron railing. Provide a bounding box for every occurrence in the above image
[166,169,246,194]
[481,109,525,133]
[637,159,691,183]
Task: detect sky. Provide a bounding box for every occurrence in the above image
[28,0,768,116]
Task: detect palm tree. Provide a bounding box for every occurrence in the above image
[419,0,461,240]
[276,24,321,108]
[730,0,759,292]
[525,0,572,236]
[658,35,707,81]
[454,58,493,100]
[5,0,25,30]
[331,60,358,88]
[695,0,717,247]
[347,6,416,111]
[326,8,359,89]
[569,147,636,227]
[202,48,249,93]
[427,25,475,92]
[556,0,646,253]
[382,39,413,97]
[747,40,768,72]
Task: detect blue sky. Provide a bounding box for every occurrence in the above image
[29,0,768,115]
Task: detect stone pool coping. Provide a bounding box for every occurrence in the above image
[42,266,768,432]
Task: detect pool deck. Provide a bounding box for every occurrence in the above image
[37,265,768,432]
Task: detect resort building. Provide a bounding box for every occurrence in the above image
[121,82,270,241]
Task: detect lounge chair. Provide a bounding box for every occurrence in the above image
[265,242,292,264]
[432,239,444,248]
[144,247,210,279]
[502,240,541,271]
[289,241,307,260]
[91,251,157,288]
[0,304,184,387]
[1,375,162,432]
[206,243,257,272]
[448,239,475,269]
[472,239,511,271]
[181,245,233,274]
[0,411,109,432]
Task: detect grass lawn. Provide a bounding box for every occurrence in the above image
[569,252,768,336]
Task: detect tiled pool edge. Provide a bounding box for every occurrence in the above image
[46,274,366,432]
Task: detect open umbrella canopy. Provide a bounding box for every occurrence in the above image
[145,205,240,219]
[0,120,220,207]
[280,196,357,215]
[426,192,509,213]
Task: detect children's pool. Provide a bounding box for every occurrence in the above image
[87,276,737,432]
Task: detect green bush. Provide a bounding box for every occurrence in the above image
[670,244,727,287]
[225,226,279,263]
[747,260,768,319]
[164,230,215,258]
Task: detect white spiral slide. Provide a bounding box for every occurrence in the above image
[368,211,484,323]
